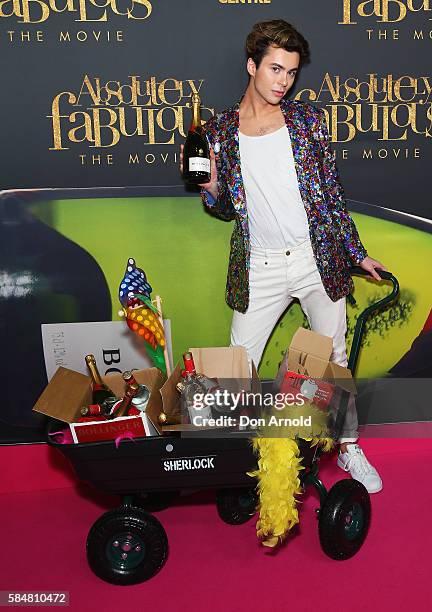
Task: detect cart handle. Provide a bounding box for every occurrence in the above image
[347,266,400,375]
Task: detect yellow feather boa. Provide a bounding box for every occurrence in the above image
[248,402,335,548]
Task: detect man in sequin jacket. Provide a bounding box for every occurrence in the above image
[181,20,385,493]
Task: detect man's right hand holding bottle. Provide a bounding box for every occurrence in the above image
[180,143,219,201]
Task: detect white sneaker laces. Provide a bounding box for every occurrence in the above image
[342,446,373,476]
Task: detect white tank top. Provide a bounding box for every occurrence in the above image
[239,125,310,249]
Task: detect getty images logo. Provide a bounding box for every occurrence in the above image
[163,456,216,472]
[339,0,432,24]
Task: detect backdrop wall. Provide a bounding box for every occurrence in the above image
[1,0,431,441]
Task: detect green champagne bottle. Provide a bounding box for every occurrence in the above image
[85,354,116,405]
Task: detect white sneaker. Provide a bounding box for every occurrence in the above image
[337,444,383,494]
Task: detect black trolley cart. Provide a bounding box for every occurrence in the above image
[48,268,399,585]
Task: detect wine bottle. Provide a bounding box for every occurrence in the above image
[182,93,211,185]
[122,371,150,412]
[122,370,138,385]
[85,354,116,405]
[80,404,104,417]
[183,352,197,376]
[108,382,140,419]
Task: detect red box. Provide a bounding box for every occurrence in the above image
[280,370,336,411]
[70,413,155,444]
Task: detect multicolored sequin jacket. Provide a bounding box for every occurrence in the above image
[200,99,367,314]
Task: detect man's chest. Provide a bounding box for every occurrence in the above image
[239,116,287,137]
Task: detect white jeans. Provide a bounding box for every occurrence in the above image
[230,240,358,443]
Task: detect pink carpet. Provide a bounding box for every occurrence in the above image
[1,439,431,611]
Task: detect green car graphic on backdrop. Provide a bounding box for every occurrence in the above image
[29,197,432,379]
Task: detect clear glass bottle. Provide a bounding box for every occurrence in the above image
[176,352,214,424]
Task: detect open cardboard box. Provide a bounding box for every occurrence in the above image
[34,346,260,441]
[160,346,260,432]
[33,366,165,443]
[275,327,356,398]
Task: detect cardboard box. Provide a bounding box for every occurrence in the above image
[275,328,356,396]
[33,366,165,442]
[160,346,260,432]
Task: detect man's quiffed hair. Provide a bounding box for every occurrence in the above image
[245,19,310,68]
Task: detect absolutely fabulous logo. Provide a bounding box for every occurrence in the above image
[295,72,432,160]
[338,0,432,40]
[47,74,215,167]
[0,0,153,44]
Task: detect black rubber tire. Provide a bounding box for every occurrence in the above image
[319,479,371,560]
[86,507,168,585]
[216,488,258,525]
[133,491,179,512]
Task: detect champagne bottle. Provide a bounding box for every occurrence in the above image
[85,354,116,405]
[182,93,211,185]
